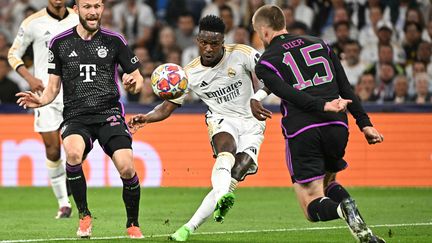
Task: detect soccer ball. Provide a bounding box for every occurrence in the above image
[151,63,188,100]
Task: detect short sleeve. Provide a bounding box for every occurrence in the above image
[47,40,62,76]
[116,36,140,74]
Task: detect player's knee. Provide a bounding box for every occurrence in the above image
[118,164,135,179]
[45,144,61,161]
[66,149,84,163]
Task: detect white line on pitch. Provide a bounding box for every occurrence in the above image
[1,222,431,243]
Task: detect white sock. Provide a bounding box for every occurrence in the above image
[337,204,344,219]
[46,159,70,208]
[185,189,216,232]
[211,152,235,201]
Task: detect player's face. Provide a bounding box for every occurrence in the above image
[75,0,104,33]
[197,31,224,66]
[48,0,66,9]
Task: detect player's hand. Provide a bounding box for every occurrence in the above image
[127,114,148,134]
[362,126,384,144]
[16,91,43,109]
[122,73,138,94]
[323,98,352,113]
[250,99,272,121]
[28,76,44,93]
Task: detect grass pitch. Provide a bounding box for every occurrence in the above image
[0,187,431,242]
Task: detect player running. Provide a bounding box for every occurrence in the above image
[127,15,269,241]
[16,0,144,239]
[8,0,78,219]
[251,5,385,243]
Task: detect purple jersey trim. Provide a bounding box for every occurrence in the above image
[295,174,325,184]
[66,163,82,173]
[101,27,127,45]
[260,60,284,80]
[324,181,340,195]
[286,121,348,138]
[284,139,294,176]
[49,28,74,48]
[122,174,139,185]
[114,63,125,117]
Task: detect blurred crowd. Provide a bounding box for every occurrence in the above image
[0,0,432,105]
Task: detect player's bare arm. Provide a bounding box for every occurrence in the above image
[122,69,143,94]
[16,74,61,109]
[128,100,178,133]
[16,65,45,93]
[250,87,272,121]
[362,126,384,144]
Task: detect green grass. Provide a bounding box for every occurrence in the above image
[0,187,431,242]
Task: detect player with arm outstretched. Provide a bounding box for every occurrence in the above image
[8,0,78,219]
[252,5,385,243]
[128,15,269,242]
[17,0,144,239]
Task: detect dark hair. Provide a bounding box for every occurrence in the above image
[219,4,233,17]
[333,20,350,31]
[199,15,225,34]
[404,21,423,33]
[344,39,361,49]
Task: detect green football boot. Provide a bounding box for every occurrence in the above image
[213,192,235,223]
[169,225,192,241]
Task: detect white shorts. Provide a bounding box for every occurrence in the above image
[205,115,265,174]
[34,101,63,132]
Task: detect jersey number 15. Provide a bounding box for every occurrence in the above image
[283,43,333,90]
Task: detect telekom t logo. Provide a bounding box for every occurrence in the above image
[80,64,96,82]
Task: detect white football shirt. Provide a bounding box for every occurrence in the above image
[8,7,78,101]
[174,44,261,119]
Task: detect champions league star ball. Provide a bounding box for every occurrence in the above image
[151,63,188,100]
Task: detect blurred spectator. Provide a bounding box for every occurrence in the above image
[375,62,396,102]
[101,7,120,32]
[402,21,423,66]
[398,6,426,41]
[330,21,351,60]
[341,40,368,87]
[288,21,309,36]
[394,0,418,37]
[0,31,10,57]
[0,56,20,104]
[240,0,265,31]
[220,4,235,44]
[389,75,410,104]
[406,60,427,95]
[202,0,240,26]
[360,19,405,65]
[364,43,405,82]
[138,74,161,105]
[310,0,346,38]
[287,0,313,29]
[410,72,431,104]
[355,73,378,102]
[112,0,155,46]
[358,5,383,48]
[181,39,199,67]
[321,6,357,44]
[422,19,432,42]
[166,47,182,65]
[152,25,179,63]
[133,46,151,65]
[175,11,196,50]
[415,41,432,77]
[233,26,250,45]
[280,4,295,30]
